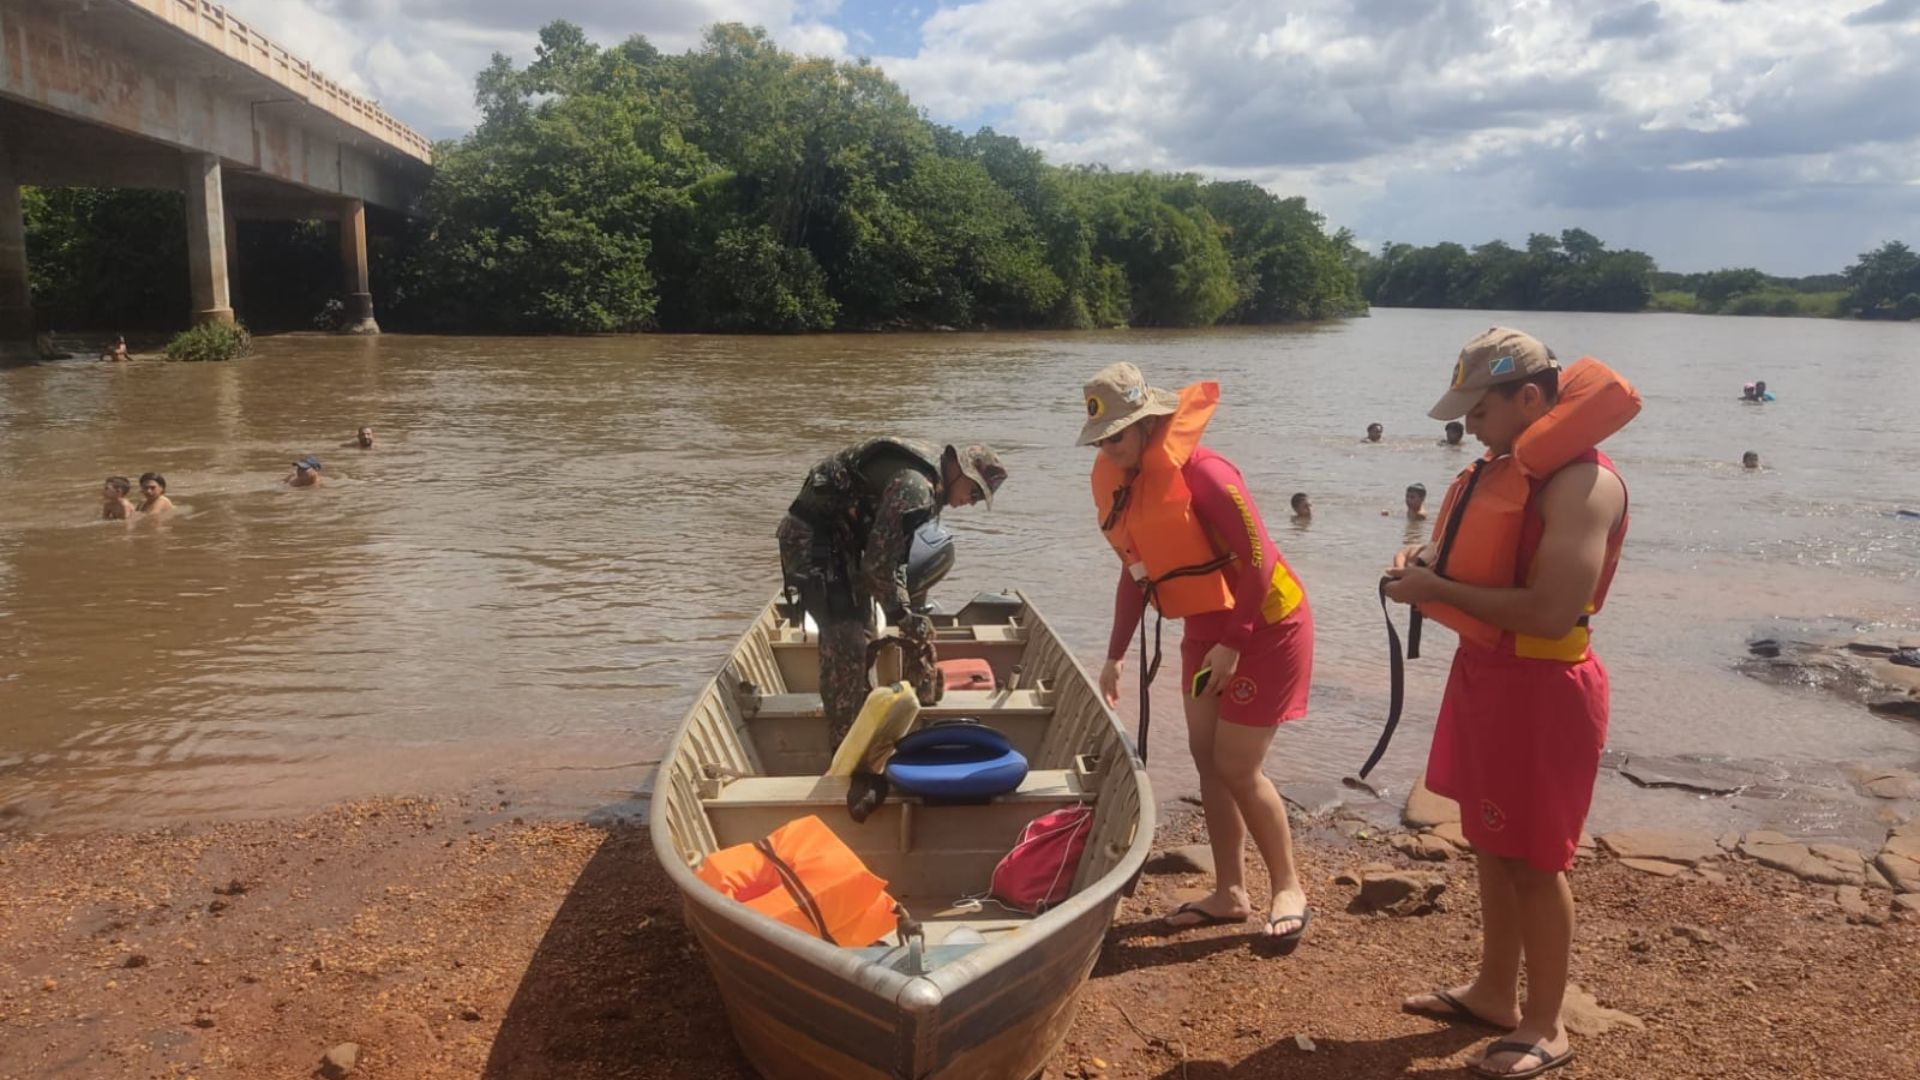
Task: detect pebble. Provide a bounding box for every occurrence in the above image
[1294,1033,1317,1052]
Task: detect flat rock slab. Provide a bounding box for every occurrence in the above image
[1837,885,1883,925]
[1281,781,1350,819]
[1351,871,1447,916]
[1390,833,1455,861]
[1562,983,1645,1037]
[1619,857,1688,878]
[1143,844,1216,877]
[1616,754,1753,796]
[1877,852,1920,893]
[1599,829,1722,866]
[1740,836,1861,885]
[1894,893,1920,916]
[1846,766,1920,801]
[1403,774,1460,829]
[1430,821,1469,849]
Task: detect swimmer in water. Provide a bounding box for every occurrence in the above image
[1441,421,1464,446]
[1291,492,1312,523]
[340,426,375,449]
[137,473,173,513]
[100,335,130,362]
[1365,422,1384,443]
[102,476,134,519]
[286,456,325,487]
[1383,482,1428,520]
[1742,450,1759,470]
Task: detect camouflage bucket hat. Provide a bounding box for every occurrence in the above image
[949,444,1007,509]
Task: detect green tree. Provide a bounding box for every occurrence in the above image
[1844,241,1920,319]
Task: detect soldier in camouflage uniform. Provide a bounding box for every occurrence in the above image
[778,439,1008,748]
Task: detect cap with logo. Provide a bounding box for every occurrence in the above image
[1078,362,1180,446]
[1428,327,1559,421]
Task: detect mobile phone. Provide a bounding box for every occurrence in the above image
[1190,666,1213,697]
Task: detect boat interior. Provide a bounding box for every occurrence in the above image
[660,593,1144,971]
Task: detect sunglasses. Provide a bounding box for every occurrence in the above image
[1093,430,1127,448]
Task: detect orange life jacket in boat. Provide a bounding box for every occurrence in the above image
[695,814,898,946]
[1418,358,1639,662]
[1091,383,1303,621]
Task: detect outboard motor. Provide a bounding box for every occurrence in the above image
[905,519,955,609]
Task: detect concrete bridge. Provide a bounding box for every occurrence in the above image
[0,0,434,353]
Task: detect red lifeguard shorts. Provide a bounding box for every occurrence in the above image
[1425,643,1610,873]
[1180,603,1314,728]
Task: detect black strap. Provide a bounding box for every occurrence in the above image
[1357,576,1405,780]
[1408,458,1486,661]
[1129,554,1235,764]
[754,838,836,944]
[1362,459,1487,776]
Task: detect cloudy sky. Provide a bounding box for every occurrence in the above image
[222,0,1920,275]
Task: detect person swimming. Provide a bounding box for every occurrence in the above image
[137,473,173,513]
[1440,421,1464,446]
[1365,422,1384,443]
[101,476,134,519]
[1742,450,1760,470]
[340,426,375,449]
[286,456,325,487]
[1291,492,1312,523]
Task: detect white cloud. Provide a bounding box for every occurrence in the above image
[873,0,1920,272]
[221,0,1920,272]
[222,0,850,136]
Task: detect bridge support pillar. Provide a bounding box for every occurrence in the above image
[0,139,35,362]
[338,198,378,334]
[183,153,234,327]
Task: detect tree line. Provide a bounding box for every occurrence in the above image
[19,21,1920,334]
[21,22,1365,335]
[1356,231,1920,321]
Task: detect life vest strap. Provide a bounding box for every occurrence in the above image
[753,838,836,944]
[1128,553,1237,764]
[1357,576,1406,780]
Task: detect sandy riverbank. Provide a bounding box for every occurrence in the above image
[3,793,1917,1080]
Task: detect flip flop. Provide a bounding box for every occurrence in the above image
[1261,906,1311,947]
[1161,901,1249,930]
[1468,1041,1575,1079]
[1401,989,1507,1029]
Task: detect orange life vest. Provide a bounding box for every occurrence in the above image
[1091,382,1303,621]
[1418,358,1639,662]
[695,814,898,946]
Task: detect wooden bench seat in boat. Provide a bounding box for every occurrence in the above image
[701,767,1096,899]
[739,688,1056,774]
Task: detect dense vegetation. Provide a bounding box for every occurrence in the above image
[17,23,1361,335]
[1356,232,1920,322]
[16,22,1920,333]
[391,22,1365,333]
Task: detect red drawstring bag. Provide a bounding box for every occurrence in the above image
[990,804,1093,914]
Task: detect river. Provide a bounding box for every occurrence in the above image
[2,310,1917,842]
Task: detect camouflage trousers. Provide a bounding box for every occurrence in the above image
[777,513,939,749]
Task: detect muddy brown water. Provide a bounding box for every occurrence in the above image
[3,310,1917,843]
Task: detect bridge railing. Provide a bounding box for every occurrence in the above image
[125,0,434,164]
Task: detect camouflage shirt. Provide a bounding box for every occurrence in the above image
[861,467,940,618]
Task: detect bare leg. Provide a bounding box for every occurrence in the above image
[1207,721,1307,932]
[1473,858,1573,1074]
[1403,849,1524,1027]
[1163,691,1251,925]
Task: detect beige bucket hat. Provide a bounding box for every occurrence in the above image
[1077,362,1179,446]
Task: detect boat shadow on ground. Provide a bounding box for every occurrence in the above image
[480,825,755,1080]
[1137,1027,1486,1079]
